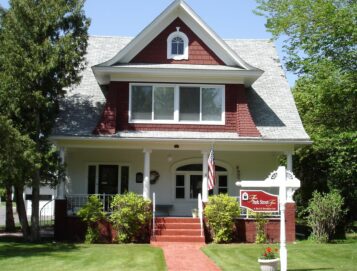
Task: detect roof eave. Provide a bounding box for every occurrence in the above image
[92,65,263,87]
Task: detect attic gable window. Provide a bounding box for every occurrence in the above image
[167,27,189,60]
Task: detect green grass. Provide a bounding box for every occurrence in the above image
[202,236,357,271]
[0,237,167,271]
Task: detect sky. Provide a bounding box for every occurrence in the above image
[0,0,296,85]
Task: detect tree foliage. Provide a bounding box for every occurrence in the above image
[110,193,152,243]
[306,190,345,242]
[0,0,90,241]
[255,0,357,222]
[77,195,105,244]
[205,194,240,243]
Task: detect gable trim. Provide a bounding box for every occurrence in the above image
[99,0,257,70]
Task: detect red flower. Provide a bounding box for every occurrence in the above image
[264,253,267,257]
[266,247,272,253]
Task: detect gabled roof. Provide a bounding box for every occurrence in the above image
[98,0,256,70]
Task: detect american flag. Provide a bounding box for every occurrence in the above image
[208,147,216,190]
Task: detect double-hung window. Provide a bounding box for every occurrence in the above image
[129,84,225,124]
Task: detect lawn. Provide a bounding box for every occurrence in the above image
[0,237,166,271]
[202,236,357,271]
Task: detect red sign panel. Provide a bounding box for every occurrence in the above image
[240,190,279,212]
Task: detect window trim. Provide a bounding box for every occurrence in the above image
[129,83,225,125]
[167,30,189,60]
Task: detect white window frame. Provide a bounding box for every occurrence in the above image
[167,30,189,60]
[129,83,225,125]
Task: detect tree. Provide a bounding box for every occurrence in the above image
[0,116,39,237]
[255,0,357,223]
[0,0,90,241]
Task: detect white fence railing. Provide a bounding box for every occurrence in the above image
[39,199,55,227]
[66,194,115,215]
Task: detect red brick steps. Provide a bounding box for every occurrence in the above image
[151,217,205,243]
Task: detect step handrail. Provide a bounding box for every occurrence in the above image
[152,192,156,237]
[198,193,203,237]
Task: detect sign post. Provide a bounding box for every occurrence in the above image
[236,166,300,271]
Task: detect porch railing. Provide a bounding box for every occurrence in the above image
[66,194,115,215]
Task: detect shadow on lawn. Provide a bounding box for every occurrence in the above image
[290,269,332,271]
[0,236,79,258]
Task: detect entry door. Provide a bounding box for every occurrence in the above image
[98,165,118,194]
[189,175,202,199]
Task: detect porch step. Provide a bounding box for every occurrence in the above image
[156,222,201,230]
[151,235,205,243]
[155,217,200,223]
[154,229,201,236]
[151,217,205,243]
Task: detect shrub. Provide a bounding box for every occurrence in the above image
[205,194,240,243]
[77,195,105,243]
[254,212,268,244]
[110,192,152,243]
[306,190,346,242]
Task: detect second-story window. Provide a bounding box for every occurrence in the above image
[129,84,225,124]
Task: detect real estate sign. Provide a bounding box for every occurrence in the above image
[240,190,279,212]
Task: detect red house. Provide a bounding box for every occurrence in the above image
[51,0,310,243]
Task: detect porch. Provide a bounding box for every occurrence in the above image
[54,140,295,217]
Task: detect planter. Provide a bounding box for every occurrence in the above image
[258,258,279,271]
[192,208,199,218]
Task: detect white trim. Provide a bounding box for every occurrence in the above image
[51,136,312,147]
[98,0,257,69]
[167,30,189,60]
[129,83,225,124]
[92,64,263,87]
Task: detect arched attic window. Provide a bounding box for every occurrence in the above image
[167,27,189,60]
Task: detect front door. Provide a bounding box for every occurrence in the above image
[98,165,118,194]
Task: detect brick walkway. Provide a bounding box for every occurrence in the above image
[152,242,220,271]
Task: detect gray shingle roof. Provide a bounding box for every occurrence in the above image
[53,36,309,141]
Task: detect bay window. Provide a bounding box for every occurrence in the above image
[129,84,225,124]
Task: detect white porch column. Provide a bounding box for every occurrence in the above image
[202,151,209,202]
[286,151,293,172]
[286,151,295,203]
[56,147,66,199]
[143,149,152,200]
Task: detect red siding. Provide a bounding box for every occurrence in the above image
[130,18,224,65]
[93,84,118,135]
[93,82,260,137]
[233,203,296,243]
[236,86,261,137]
